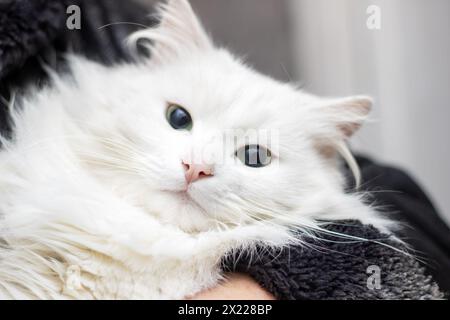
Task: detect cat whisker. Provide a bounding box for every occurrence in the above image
[98,22,152,31]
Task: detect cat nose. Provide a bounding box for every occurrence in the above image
[182,160,214,185]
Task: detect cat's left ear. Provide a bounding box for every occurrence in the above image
[312,96,371,159]
[128,0,213,64]
[319,96,372,139]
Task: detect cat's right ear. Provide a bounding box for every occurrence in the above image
[128,0,214,65]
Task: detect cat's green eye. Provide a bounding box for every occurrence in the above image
[166,104,193,131]
[236,145,272,168]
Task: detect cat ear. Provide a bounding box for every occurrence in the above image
[320,96,372,139]
[128,0,213,64]
[312,96,372,158]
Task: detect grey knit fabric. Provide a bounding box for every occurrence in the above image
[224,221,445,300]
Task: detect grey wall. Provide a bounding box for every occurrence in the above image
[287,0,450,225]
[138,0,294,80]
[192,0,294,81]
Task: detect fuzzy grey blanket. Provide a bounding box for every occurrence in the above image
[224,221,445,300]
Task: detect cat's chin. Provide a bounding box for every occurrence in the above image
[169,190,209,215]
[140,188,218,233]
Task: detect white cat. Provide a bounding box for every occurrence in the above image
[0,0,392,299]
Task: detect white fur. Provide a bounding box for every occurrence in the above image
[0,0,394,299]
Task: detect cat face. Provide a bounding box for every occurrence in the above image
[71,0,372,232]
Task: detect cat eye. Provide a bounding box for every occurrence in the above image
[236,145,272,168]
[167,104,193,131]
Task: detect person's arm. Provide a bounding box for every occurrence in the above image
[190,273,275,300]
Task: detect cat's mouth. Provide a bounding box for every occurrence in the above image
[168,190,208,213]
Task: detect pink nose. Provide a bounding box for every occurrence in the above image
[183,160,214,185]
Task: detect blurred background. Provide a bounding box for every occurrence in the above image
[141,0,450,226]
